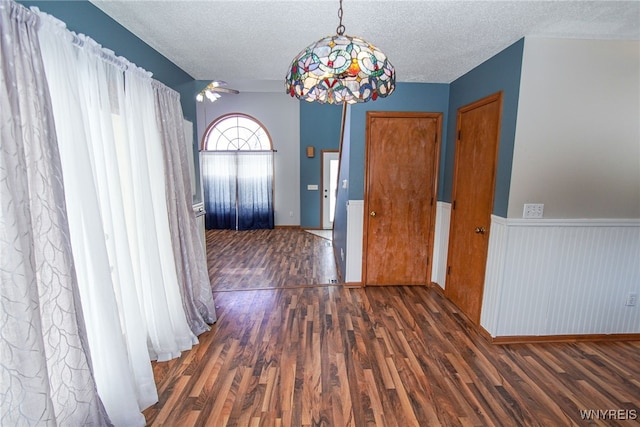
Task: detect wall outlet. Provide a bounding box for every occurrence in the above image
[625,293,637,306]
[523,203,544,219]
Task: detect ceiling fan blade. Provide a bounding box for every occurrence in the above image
[212,87,240,94]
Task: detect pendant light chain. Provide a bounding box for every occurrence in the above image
[336,0,345,35]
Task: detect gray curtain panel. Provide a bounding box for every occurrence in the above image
[153,81,217,335]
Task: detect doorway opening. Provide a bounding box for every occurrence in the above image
[322,151,339,230]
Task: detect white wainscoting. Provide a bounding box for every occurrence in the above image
[431,202,451,289]
[345,200,364,283]
[482,216,640,337]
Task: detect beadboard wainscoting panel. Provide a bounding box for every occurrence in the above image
[345,200,364,283]
[482,217,640,337]
[431,201,451,289]
[481,216,509,333]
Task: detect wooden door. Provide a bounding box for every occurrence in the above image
[446,92,502,324]
[363,112,441,286]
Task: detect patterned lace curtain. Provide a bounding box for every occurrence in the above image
[0,2,110,425]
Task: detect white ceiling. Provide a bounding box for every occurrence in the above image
[89,1,640,91]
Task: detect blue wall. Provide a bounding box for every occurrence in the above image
[299,102,344,227]
[348,83,450,200]
[446,38,524,216]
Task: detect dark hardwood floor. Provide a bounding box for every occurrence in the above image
[206,229,340,291]
[143,228,639,426]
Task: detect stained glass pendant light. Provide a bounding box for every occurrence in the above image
[285,0,395,104]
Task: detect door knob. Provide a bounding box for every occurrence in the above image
[474,227,486,234]
[370,211,377,217]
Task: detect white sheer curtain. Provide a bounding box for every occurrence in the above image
[35,14,151,426]
[202,151,238,229]
[0,2,109,425]
[202,151,274,230]
[237,152,274,230]
[120,65,198,361]
[29,8,200,425]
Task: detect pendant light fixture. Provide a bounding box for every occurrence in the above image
[285,0,395,104]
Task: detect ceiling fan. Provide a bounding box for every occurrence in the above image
[196,80,240,102]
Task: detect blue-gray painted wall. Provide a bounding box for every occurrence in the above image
[446,38,524,216]
[299,102,343,227]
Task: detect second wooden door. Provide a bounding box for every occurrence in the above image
[363,112,441,286]
[446,92,502,324]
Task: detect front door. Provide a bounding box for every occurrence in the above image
[363,112,441,286]
[322,151,339,230]
[445,92,502,324]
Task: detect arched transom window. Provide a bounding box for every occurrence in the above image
[202,113,272,151]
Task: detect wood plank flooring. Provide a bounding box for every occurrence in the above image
[143,229,639,426]
[206,229,339,291]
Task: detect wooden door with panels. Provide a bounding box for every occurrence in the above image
[363,112,441,286]
[445,92,502,324]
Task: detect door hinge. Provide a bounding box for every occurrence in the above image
[458,130,461,140]
[452,200,456,210]
[430,197,434,206]
[434,133,438,143]
[447,266,451,275]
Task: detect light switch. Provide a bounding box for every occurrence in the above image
[523,203,544,219]
[307,184,319,190]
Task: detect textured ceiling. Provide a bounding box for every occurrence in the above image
[89,1,640,91]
